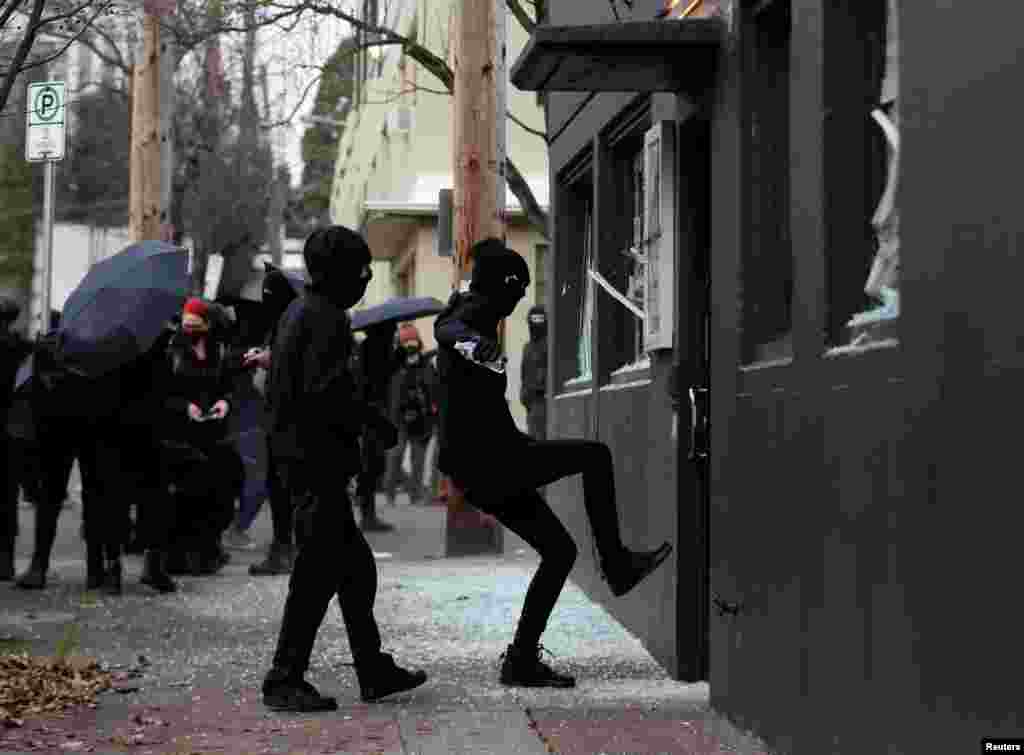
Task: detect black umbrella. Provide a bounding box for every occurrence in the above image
[58,240,190,377]
[350,296,445,332]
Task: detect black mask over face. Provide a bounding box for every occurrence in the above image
[305,226,374,309]
[328,266,372,310]
[469,239,531,320]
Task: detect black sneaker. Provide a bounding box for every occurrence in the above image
[262,676,338,712]
[356,653,428,702]
[602,542,673,597]
[499,644,576,688]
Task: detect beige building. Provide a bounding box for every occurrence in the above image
[330,0,549,429]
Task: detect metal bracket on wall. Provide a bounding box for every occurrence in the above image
[688,386,710,462]
[712,593,745,617]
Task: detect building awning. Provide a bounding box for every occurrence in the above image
[510,18,723,95]
[363,192,551,261]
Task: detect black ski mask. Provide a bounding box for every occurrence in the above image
[527,305,547,341]
[303,225,374,309]
[469,238,530,319]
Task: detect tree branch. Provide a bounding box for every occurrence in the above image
[0,0,25,38]
[36,0,105,28]
[0,0,45,115]
[506,156,549,239]
[506,0,536,35]
[507,108,547,143]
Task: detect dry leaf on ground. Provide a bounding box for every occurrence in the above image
[0,654,114,722]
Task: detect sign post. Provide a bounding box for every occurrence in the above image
[26,80,66,337]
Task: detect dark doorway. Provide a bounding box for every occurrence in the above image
[675,115,712,681]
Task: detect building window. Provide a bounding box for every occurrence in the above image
[555,160,594,390]
[739,0,793,365]
[826,0,899,353]
[596,102,652,379]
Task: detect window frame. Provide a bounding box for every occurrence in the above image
[553,150,595,393]
[738,0,795,367]
[596,97,653,383]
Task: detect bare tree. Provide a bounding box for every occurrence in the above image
[0,0,121,116]
[212,0,551,237]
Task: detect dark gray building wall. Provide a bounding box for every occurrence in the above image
[535,1,1024,753]
[542,0,696,676]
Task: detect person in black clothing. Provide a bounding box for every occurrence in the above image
[383,323,435,506]
[262,225,426,712]
[352,321,399,531]
[143,298,243,588]
[434,238,673,689]
[0,298,30,580]
[15,331,138,594]
[520,305,548,440]
[244,266,301,576]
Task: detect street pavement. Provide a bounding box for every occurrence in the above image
[1,495,774,754]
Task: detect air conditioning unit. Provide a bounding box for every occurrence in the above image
[386,105,414,135]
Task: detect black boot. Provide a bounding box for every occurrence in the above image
[355,653,428,702]
[15,505,59,590]
[140,549,176,593]
[248,543,293,576]
[262,668,338,712]
[499,644,576,688]
[601,542,673,598]
[85,541,104,590]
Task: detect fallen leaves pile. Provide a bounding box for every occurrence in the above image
[0,654,114,727]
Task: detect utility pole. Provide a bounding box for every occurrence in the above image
[445,0,507,557]
[261,64,285,267]
[159,11,176,242]
[129,3,164,242]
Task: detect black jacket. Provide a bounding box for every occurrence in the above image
[160,331,235,446]
[388,359,436,439]
[267,291,372,476]
[434,292,529,484]
[519,335,547,408]
[0,329,30,415]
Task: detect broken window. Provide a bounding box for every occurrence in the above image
[826,0,900,353]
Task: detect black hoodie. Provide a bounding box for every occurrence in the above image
[434,240,531,485]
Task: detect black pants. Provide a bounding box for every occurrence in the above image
[271,463,382,676]
[266,435,292,546]
[151,440,243,550]
[20,421,128,573]
[0,435,19,551]
[462,439,626,651]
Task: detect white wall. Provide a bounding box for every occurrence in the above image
[30,223,131,331]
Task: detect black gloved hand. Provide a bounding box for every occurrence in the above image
[473,337,501,363]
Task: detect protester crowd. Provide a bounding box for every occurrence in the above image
[0,226,671,712]
[0,263,446,596]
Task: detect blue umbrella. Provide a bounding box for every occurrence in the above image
[58,240,191,376]
[13,353,33,393]
[350,296,445,332]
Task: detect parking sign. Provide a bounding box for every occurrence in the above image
[26,81,66,162]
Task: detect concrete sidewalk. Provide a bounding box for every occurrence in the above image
[1,499,773,754]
